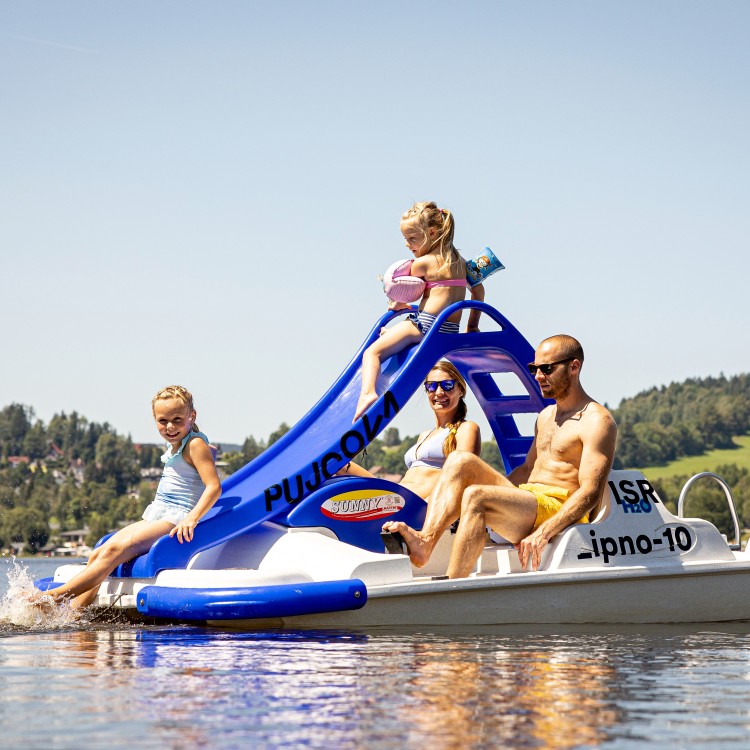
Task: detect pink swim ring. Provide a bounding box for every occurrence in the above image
[381,259,425,303]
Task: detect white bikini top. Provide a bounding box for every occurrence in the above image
[403,426,452,470]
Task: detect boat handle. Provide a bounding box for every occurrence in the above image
[677,472,741,550]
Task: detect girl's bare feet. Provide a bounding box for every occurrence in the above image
[354,392,378,422]
[20,588,59,611]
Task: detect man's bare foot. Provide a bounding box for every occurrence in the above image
[354,392,378,422]
[382,521,434,568]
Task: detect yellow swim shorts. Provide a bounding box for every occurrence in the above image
[519,483,589,530]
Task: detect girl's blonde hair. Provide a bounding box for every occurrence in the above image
[401,201,460,272]
[152,385,200,433]
[427,360,468,456]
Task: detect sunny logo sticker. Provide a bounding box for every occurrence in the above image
[321,489,406,522]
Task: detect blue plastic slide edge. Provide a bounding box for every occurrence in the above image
[136,579,368,621]
[34,576,61,591]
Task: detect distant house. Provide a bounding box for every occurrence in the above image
[68,458,85,484]
[47,443,65,460]
[57,529,92,557]
[7,456,30,468]
[51,546,82,557]
[59,529,88,547]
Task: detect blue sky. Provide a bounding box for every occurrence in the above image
[2,1,748,447]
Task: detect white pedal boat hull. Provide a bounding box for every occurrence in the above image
[48,471,750,627]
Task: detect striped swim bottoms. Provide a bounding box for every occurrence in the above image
[408,311,460,335]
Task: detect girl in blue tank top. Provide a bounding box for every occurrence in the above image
[28,385,221,612]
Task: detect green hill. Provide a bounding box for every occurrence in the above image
[639,434,750,480]
[612,373,750,470]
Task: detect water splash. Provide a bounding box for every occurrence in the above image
[0,558,82,631]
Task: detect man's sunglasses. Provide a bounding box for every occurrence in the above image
[527,358,573,376]
[423,379,457,393]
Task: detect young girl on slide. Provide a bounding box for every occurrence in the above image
[354,201,485,421]
[30,385,221,611]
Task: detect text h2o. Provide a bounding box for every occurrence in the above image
[608,478,660,513]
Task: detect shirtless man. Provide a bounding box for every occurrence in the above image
[382,334,617,577]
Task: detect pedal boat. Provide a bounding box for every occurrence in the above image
[36,302,750,626]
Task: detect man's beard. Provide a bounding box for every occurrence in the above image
[543,373,571,401]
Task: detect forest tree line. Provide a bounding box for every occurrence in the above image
[610,373,750,469]
[1,371,749,552]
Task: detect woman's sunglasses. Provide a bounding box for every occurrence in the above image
[423,379,457,393]
[527,358,573,376]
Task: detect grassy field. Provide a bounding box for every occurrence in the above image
[638,434,750,480]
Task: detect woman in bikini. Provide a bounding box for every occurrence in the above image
[340,360,481,500]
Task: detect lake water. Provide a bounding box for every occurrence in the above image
[2,557,750,749]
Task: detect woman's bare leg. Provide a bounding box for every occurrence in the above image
[383,451,510,566]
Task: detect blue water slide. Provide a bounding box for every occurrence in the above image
[114,301,549,578]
